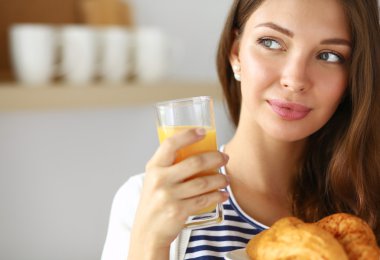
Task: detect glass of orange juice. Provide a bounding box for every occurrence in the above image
[155,96,224,229]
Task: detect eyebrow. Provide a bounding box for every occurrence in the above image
[320,38,351,47]
[255,22,294,37]
[255,22,351,47]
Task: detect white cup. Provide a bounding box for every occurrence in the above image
[135,27,171,82]
[98,27,133,83]
[9,24,58,86]
[60,25,99,85]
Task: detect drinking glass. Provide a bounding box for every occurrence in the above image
[9,24,58,85]
[98,26,133,83]
[155,96,224,229]
[60,25,99,84]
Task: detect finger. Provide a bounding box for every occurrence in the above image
[183,190,229,216]
[169,151,228,183]
[174,173,229,199]
[146,128,206,169]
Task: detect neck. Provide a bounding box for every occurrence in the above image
[225,122,306,198]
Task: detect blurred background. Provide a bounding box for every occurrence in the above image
[0,0,235,259]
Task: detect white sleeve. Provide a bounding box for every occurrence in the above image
[101,174,145,260]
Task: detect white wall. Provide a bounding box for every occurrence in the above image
[0,1,233,259]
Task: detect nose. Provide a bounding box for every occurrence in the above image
[280,54,310,93]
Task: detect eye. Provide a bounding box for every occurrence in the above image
[257,38,283,50]
[318,51,345,64]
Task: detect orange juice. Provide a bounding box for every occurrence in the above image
[157,125,218,214]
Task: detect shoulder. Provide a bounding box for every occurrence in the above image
[116,173,145,199]
[102,173,146,260]
[111,173,145,223]
[111,174,145,227]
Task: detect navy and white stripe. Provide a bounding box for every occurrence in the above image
[184,167,268,259]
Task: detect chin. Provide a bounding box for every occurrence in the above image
[264,124,317,143]
[271,133,309,143]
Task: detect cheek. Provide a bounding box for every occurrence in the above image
[239,48,278,92]
[317,70,348,109]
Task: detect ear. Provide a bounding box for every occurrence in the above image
[229,30,241,67]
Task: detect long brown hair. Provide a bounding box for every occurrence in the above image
[217,0,380,243]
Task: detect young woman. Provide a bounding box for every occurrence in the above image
[102,0,380,259]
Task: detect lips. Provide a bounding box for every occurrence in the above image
[267,99,311,120]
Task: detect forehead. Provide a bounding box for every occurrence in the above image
[245,0,350,40]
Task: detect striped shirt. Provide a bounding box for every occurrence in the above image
[184,167,268,259]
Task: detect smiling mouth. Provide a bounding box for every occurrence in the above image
[267,100,311,120]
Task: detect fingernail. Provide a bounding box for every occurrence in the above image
[225,174,230,184]
[222,190,230,199]
[195,128,206,136]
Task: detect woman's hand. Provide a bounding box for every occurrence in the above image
[128,128,229,260]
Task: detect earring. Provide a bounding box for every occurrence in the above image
[234,73,241,81]
[232,64,241,81]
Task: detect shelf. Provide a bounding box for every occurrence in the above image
[0,81,223,111]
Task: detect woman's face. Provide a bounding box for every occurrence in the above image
[231,0,351,142]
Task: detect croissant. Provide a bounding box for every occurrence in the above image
[316,213,380,260]
[246,216,348,260]
[246,213,380,260]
